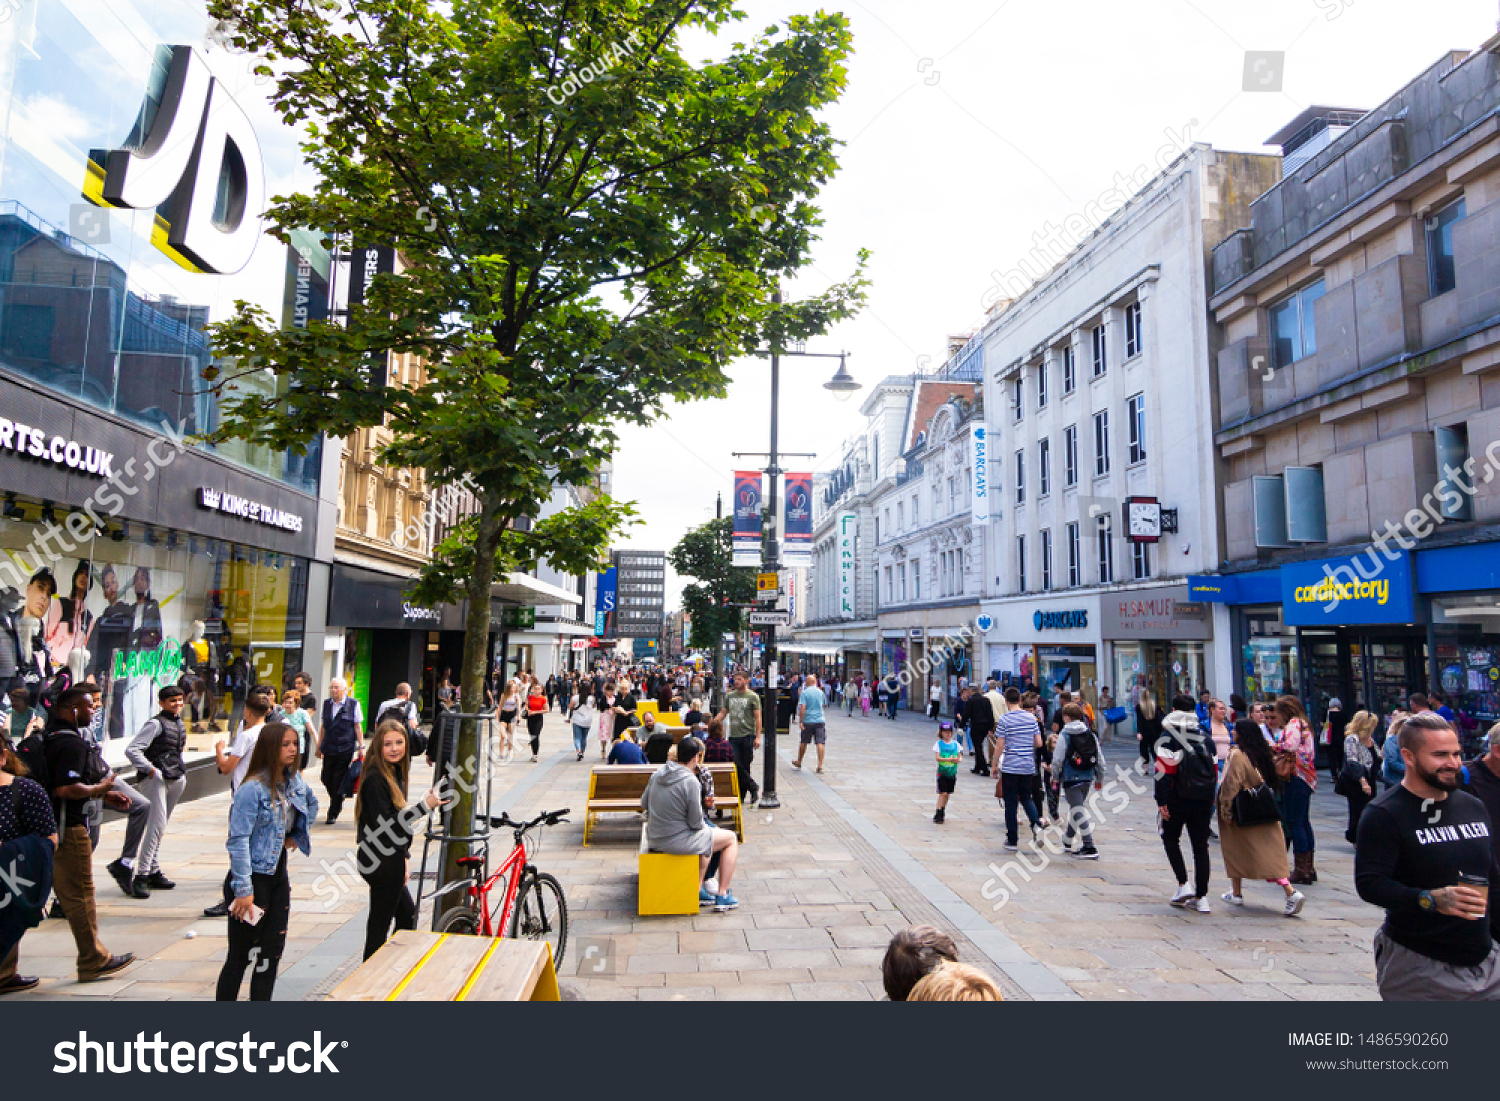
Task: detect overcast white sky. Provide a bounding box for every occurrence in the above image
[609,0,1500,609]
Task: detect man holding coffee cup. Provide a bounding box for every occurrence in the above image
[1354,711,1500,1000]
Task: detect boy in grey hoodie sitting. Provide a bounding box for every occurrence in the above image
[641,736,741,911]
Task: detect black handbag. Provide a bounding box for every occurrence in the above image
[1231,781,1282,827]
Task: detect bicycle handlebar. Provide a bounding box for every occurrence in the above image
[488,808,571,831]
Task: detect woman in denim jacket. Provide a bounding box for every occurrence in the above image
[216,722,318,1001]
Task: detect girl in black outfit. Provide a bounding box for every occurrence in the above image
[357,720,443,960]
[1136,690,1164,769]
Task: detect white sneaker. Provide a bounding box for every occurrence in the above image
[1221,892,1245,906]
[1192,896,1211,914]
[1169,884,1194,908]
[703,877,719,896]
[1285,890,1306,917]
[1031,822,1044,845]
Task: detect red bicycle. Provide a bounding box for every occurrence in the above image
[434,808,570,968]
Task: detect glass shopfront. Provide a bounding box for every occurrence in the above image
[1113,641,1205,710]
[0,3,322,493]
[0,494,308,767]
[1239,606,1298,704]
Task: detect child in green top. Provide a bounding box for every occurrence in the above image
[933,720,962,824]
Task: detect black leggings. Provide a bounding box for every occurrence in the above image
[216,852,290,1001]
[362,859,416,960]
[1161,798,1214,898]
[527,713,544,755]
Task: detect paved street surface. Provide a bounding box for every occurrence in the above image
[16,706,1380,1001]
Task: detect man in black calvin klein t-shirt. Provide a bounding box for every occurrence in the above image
[1355,711,1500,1000]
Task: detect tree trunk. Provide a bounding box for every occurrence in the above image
[435,491,504,916]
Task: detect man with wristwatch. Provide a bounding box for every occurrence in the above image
[1355,711,1500,1000]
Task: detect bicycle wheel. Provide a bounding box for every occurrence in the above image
[508,871,568,969]
[435,905,480,936]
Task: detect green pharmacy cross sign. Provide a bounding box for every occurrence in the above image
[503,607,536,630]
[112,638,184,686]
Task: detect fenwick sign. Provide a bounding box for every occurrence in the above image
[113,638,183,686]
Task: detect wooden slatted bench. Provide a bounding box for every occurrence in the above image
[583,763,742,844]
[327,931,560,1001]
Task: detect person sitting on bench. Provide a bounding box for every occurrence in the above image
[608,729,647,765]
[640,736,739,912]
[641,714,674,765]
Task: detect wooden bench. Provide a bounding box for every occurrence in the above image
[638,824,701,915]
[583,763,742,844]
[327,931,560,1001]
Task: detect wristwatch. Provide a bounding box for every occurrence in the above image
[1417,890,1436,912]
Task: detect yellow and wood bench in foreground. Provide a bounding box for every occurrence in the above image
[583,763,741,844]
[328,931,560,1002]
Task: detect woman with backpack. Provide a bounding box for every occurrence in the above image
[1217,720,1304,916]
[1051,703,1102,858]
[1269,696,1319,886]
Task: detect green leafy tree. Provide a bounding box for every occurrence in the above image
[201,0,866,892]
[669,517,754,699]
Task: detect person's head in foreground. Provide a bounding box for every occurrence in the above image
[906,962,1004,1002]
[882,924,958,1001]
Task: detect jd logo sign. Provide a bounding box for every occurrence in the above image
[81,45,265,275]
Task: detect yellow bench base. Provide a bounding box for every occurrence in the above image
[638,827,701,915]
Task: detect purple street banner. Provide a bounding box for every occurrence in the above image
[732,470,763,567]
[784,471,813,565]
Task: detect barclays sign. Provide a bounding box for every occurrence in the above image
[1034,609,1087,631]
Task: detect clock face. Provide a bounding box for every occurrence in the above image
[1127,501,1161,539]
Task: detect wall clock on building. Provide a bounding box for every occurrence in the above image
[1124,496,1161,543]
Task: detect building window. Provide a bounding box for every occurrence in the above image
[1016,535,1026,592]
[1091,323,1107,377]
[1435,425,1474,521]
[911,493,919,526]
[875,515,880,544]
[1124,301,1142,359]
[1013,376,1024,421]
[1041,528,1053,591]
[1132,540,1151,580]
[1064,424,1078,487]
[1038,438,1051,497]
[1127,393,1146,465]
[883,509,890,540]
[911,557,920,599]
[886,566,893,604]
[940,552,948,596]
[1067,522,1081,586]
[1427,198,1467,298]
[1097,514,1114,584]
[1093,410,1110,477]
[1015,449,1025,504]
[897,502,904,531]
[898,563,907,602]
[932,483,941,515]
[947,476,955,513]
[1037,360,1048,407]
[1269,278,1326,369]
[1062,344,1076,394]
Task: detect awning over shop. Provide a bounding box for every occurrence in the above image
[491,572,582,606]
[780,643,844,656]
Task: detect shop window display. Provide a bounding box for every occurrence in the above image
[0,497,307,766]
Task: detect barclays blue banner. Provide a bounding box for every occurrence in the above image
[594,566,617,637]
[1281,551,1415,626]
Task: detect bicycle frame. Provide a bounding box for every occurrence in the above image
[463,835,530,938]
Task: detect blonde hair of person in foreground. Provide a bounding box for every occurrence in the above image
[906,962,1003,1001]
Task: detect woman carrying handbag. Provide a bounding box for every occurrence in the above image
[1336,710,1379,843]
[1217,720,1305,917]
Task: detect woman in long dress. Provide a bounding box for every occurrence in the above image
[1217,720,1305,917]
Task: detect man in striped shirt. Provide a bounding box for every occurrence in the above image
[994,686,1044,851]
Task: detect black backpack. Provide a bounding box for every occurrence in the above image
[15,730,50,793]
[1175,732,1218,801]
[1066,728,1099,776]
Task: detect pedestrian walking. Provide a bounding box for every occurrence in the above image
[216,723,317,1001]
[967,685,994,776]
[318,678,364,826]
[887,675,901,720]
[568,691,597,762]
[1217,721,1303,916]
[792,673,828,774]
[928,680,942,720]
[357,720,444,960]
[1051,703,1103,858]
[1136,689,1163,770]
[714,672,761,806]
[933,720,962,824]
[1355,711,1500,1000]
[0,731,56,995]
[1156,696,1219,913]
[596,681,618,760]
[498,679,520,759]
[859,679,872,718]
[1337,710,1379,843]
[994,687,1043,851]
[118,685,189,898]
[1269,695,1319,885]
[524,678,547,762]
[1323,697,1349,784]
[284,688,319,771]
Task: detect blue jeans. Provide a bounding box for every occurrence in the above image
[572,724,590,754]
[1001,772,1041,845]
[1282,775,1316,854]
